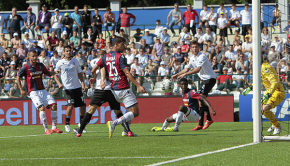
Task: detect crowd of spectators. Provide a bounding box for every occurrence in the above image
[0,3,289,97]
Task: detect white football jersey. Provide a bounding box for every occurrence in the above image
[90,58,111,90]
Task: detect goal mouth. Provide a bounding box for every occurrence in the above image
[263,135,290,141]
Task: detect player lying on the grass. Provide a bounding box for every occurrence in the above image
[153,78,216,132]
[92,36,146,138]
[54,46,86,133]
[73,49,137,137]
[242,54,286,135]
[17,50,62,135]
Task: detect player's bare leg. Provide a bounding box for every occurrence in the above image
[38,106,52,135]
[263,104,281,135]
[51,104,62,133]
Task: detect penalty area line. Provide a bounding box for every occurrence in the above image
[146,142,258,166]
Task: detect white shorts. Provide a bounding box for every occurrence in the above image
[111,89,137,108]
[173,107,200,122]
[29,89,56,108]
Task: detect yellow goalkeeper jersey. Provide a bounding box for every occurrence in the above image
[261,62,284,94]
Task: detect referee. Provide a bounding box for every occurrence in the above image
[172,41,217,130]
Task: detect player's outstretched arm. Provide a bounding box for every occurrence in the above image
[200,96,216,116]
[123,67,146,93]
[178,67,201,79]
[78,73,86,92]
[100,68,106,90]
[171,68,189,80]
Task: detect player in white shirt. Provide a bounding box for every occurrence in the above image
[73,50,134,137]
[54,45,86,133]
[228,4,241,34]
[208,7,218,34]
[199,5,210,28]
[240,4,251,40]
[217,12,228,42]
[172,41,217,130]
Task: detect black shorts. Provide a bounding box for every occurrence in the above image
[242,24,251,36]
[90,89,120,110]
[200,20,208,26]
[209,25,217,34]
[65,88,86,107]
[229,20,240,26]
[38,23,50,30]
[272,16,281,25]
[219,28,227,37]
[199,78,216,96]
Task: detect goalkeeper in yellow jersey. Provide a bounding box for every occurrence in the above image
[243,55,286,135]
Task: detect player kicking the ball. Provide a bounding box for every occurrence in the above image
[242,54,285,135]
[54,46,86,133]
[92,36,146,138]
[17,50,62,135]
[73,50,134,137]
[154,78,216,132]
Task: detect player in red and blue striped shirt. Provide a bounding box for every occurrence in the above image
[92,37,146,138]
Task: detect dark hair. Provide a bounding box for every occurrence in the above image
[112,36,126,46]
[156,19,161,22]
[178,78,188,85]
[84,4,88,8]
[245,4,249,7]
[190,41,199,47]
[174,3,179,6]
[95,8,99,11]
[232,4,236,6]
[29,50,37,54]
[64,45,71,50]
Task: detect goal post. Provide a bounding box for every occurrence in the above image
[252,0,262,143]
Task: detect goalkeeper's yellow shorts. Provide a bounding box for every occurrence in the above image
[267,90,286,108]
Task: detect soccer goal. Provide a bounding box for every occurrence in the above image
[252,0,290,142]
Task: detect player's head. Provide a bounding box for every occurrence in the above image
[190,41,200,55]
[29,50,38,64]
[113,36,127,52]
[64,45,72,59]
[178,78,188,92]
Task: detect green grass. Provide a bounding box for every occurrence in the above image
[0,122,289,166]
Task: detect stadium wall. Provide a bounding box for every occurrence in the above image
[0,4,278,33]
[239,94,290,122]
[0,95,234,126]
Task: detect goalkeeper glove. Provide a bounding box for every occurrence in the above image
[262,93,271,104]
[242,86,252,96]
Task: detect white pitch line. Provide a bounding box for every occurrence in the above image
[146,142,258,166]
[0,156,176,161]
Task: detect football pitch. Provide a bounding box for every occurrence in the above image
[1,122,290,166]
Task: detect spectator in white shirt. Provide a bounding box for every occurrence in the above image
[240,4,251,40]
[199,5,210,28]
[131,58,144,76]
[271,35,283,53]
[261,27,271,47]
[217,3,228,20]
[208,7,218,34]
[125,48,135,65]
[194,27,204,41]
[136,49,148,68]
[157,61,169,81]
[224,45,237,67]
[177,27,192,45]
[242,35,252,61]
[198,27,216,45]
[154,19,164,36]
[22,32,34,49]
[218,12,228,43]
[228,4,241,34]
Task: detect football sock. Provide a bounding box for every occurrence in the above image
[113,112,134,126]
[80,115,84,124]
[263,110,280,128]
[203,106,212,121]
[79,112,92,133]
[198,108,205,126]
[161,120,169,130]
[51,111,57,130]
[65,116,71,125]
[174,111,184,128]
[39,111,48,131]
[115,112,130,132]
